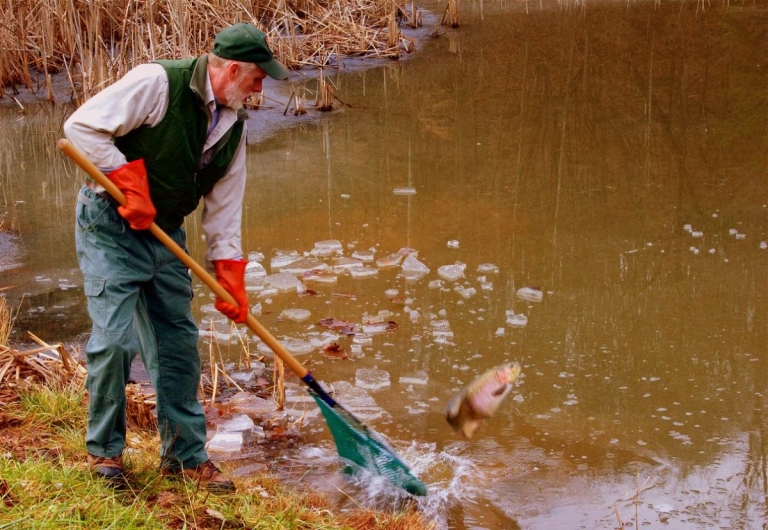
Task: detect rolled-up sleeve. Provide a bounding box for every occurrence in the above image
[63,64,169,170]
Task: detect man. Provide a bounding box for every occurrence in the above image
[63,23,289,491]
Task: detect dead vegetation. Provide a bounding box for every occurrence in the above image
[0,0,425,105]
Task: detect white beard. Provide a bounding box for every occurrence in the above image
[223,83,252,110]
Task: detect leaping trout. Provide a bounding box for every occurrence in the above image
[445,362,522,439]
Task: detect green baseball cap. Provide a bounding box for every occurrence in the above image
[212,23,290,80]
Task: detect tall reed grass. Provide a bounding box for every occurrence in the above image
[0,0,421,104]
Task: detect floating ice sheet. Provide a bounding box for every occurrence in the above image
[265,272,305,293]
[376,252,404,268]
[438,262,466,281]
[516,287,543,303]
[206,432,242,453]
[356,367,391,390]
[282,257,328,275]
[506,311,528,328]
[281,308,311,322]
[402,254,430,281]
[270,251,301,271]
[350,266,378,278]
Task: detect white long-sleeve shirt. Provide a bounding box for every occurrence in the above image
[63,62,245,264]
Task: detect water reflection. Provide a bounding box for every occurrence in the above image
[1,0,767,528]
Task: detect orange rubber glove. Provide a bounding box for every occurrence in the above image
[106,159,156,230]
[214,259,249,323]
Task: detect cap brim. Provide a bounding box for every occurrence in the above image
[259,58,291,80]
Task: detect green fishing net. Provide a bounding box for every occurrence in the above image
[309,390,427,496]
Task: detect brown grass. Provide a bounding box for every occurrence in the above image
[0,0,423,104]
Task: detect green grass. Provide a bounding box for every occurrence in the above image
[0,383,433,530]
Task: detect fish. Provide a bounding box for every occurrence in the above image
[445,362,521,439]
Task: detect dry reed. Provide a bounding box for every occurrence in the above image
[0,0,422,104]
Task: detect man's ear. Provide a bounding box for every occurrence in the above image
[227,62,240,80]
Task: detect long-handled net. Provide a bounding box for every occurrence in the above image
[58,138,427,497]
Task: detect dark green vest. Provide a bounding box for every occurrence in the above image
[114,55,248,231]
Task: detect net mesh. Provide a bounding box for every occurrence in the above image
[309,390,427,496]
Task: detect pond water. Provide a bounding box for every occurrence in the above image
[1,0,767,528]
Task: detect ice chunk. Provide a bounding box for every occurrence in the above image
[517,287,543,303]
[428,279,444,289]
[229,392,276,416]
[332,257,364,272]
[350,266,379,278]
[311,239,343,256]
[265,272,305,293]
[219,414,254,433]
[351,249,375,262]
[281,308,311,322]
[331,380,389,422]
[399,370,428,385]
[430,319,451,331]
[384,288,399,297]
[302,271,337,284]
[248,251,265,262]
[761,241,768,250]
[506,311,528,328]
[310,331,340,348]
[376,252,404,268]
[282,257,329,275]
[691,231,704,238]
[477,263,499,274]
[283,338,314,355]
[229,364,266,383]
[447,240,459,249]
[437,262,466,281]
[206,432,242,453]
[402,254,430,281]
[454,285,476,299]
[270,251,301,271]
[362,322,391,334]
[393,187,417,195]
[356,367,391,390]
[245,260,267,281]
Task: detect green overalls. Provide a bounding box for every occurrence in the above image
[75,55,246,470]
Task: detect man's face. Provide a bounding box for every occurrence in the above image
[224,64,268,109]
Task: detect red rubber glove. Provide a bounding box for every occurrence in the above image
[106,159,156,230]
[214,259,249,323]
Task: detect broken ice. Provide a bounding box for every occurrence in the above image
[393,187,417,195]
[506,311,528,328]
[355,367,391,390]
[351,249,375,262]
[281,257,328,275]
[265,272,305,293]
[311,239,343,256]
[402,253,430,281]
[437,262,466,282]
[349,266,378,278]
[516,287,543,303]
[280,308,311,322]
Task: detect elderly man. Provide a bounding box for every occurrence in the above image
[63,23,289,491]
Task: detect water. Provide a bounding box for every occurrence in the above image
[1,0,767,528]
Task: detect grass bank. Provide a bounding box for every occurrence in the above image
[0,298,433,530]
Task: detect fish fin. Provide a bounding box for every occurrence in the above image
[462,420,482,439]
[445,394,462,419]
